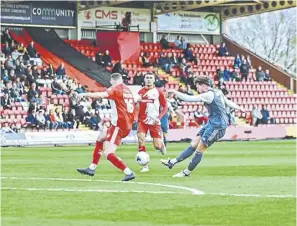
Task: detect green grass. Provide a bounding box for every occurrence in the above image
[1,140,296,226]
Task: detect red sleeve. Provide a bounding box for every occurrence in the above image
[106,87,117,100]
[158,90,168,119]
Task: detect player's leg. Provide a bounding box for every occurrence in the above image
[77,123,107,176]
[161,127,205,169]
[150,125,166,155]
[137,122,148,153]
[104,127,135,181]
[173,127,226,177]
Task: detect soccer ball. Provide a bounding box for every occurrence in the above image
[135,152,150,166]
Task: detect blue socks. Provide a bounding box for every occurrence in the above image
[176,145,196,162]
[187,152,203,171]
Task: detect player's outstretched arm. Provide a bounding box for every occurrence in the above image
[224,96,245,112]
[78,92,109,99]
[168,90,213,103]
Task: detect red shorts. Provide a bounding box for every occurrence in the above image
[106,125,131,146]
[137,122,162,139]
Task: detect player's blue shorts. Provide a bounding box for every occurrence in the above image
[197,124,226,147]
[160,114,169,134]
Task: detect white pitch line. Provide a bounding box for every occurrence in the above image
[1,177,295,198]
[1,187,184,195]
[0,176,204,195]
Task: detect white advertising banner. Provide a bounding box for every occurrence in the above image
[79,7,151,32]
[157,11,220,34]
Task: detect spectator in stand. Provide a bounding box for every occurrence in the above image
[180,37,188,50]
[62,109,73,129]
[27,41,39,58]
[1,61,6,75]
[49,109,59,129]
[112,61,128,77]
[223,67,231,81]
[179,58,190,83]
[184,45,198,66]
[230,68,240,81]
[48,64,55,77]
[26,68,36,86]
[56,62,66,79]
[55,108,66,129]
[167,92,180,110]
[3,28,13,46]
[139,52,152,67]
[240,59,250,82]
[26,109,38,128]
[15,77,25,95]
[3,82,12,95]
[218,42,229,56]
[10,40,17,52]
[44,111,52,129]
[186,84,194,96]
[30,92,43,105]
[67,109,77,129]
[1,93,12,110]
[102,50,112,67]
[21,47,30,64]
[11,82,26,102]
[133,72,144,86]
[174,36,182,49]
[95,52,104,66]
[158,52,171,73]
[246,55,252,68]
[27,83,40,101]
[76,83,85,94]
[256,66,265,82]
[216,67,225,83]
[36,110,46,130]
[160,34,172,49]
[2,70,9,84]
[2,42,11,57]
[261,105,270,124]
[32,64,40,78]
[234,54,241,69]
[5,55,15,70]
[41,65,50,79]
[170,52,179,68]
[17,43,25,53]
[264,69,272,81]
[51,77,64,94]
[89,110,101,130]
[252,106,262,126]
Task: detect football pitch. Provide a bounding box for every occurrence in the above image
[1,140,296,226]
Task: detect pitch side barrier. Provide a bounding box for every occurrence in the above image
[0,125,290,147]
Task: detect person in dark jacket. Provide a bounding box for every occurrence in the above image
[27,41,39,58]
[1,93,12,109]
[160,35,172,49]
[27,83,40,101]
[102,50,112,67]
[184,45,198,65]
[95,52,104,66]
[255,66,265,82]
[56,63,66,79]
[218,42,229,56]
[112,61,129,84]
[240,59,250,81]
[2,42,11,57]
[3,29,13,46]
[133,72,144,86]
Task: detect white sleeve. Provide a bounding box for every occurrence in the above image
[167,101,174,113]
[223,96,242,110]
[173,90,214,104]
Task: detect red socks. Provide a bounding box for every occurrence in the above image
[92,141,103,164]
[138,145,146,152]
[107,153,127,171]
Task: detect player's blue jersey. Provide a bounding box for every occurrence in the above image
[204,89,229,129]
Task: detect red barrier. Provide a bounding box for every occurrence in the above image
[96,32,140,62]
[10,30,105,92]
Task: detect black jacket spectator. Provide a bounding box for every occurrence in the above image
[102,50,112,67]
[27,41,38,58]
[2,43,11,57]
[3,29,13,46]
[1,94,12,109]
[264,69,272,81]
[112,62,129,84]
[160,35,171,49]
[240,60,250,81]
[95,53,104,66]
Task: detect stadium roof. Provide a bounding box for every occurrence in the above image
[79,0,296,20]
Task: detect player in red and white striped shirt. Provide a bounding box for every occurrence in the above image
[137,73,168,172]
